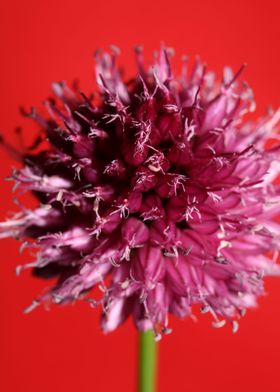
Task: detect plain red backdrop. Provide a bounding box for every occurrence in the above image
[0,0,279,391]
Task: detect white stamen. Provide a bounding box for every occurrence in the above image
[212,319,226,328]
[56,190,64,201]
[24,300,40,314]
[232,320,239,333]
[200,305,210,314]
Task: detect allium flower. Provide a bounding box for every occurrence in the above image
[1,46,280,339]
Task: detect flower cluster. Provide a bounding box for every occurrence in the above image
[1,47,279,339]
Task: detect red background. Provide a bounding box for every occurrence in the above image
[0,1,279,391]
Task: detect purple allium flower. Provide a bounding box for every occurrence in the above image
[1,46,280,339]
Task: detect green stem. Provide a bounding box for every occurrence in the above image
[138,330,157,392]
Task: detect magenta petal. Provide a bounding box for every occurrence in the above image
[121,217,149,246]
[101,297,133,333]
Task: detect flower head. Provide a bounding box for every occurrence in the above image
[1,46,280,339]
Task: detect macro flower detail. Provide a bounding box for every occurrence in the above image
[1,46,279,340]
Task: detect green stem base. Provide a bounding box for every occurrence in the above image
[138,330,157,392]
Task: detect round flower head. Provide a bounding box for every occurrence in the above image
[1,46,280,339]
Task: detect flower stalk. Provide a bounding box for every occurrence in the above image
[139,330,157,392]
